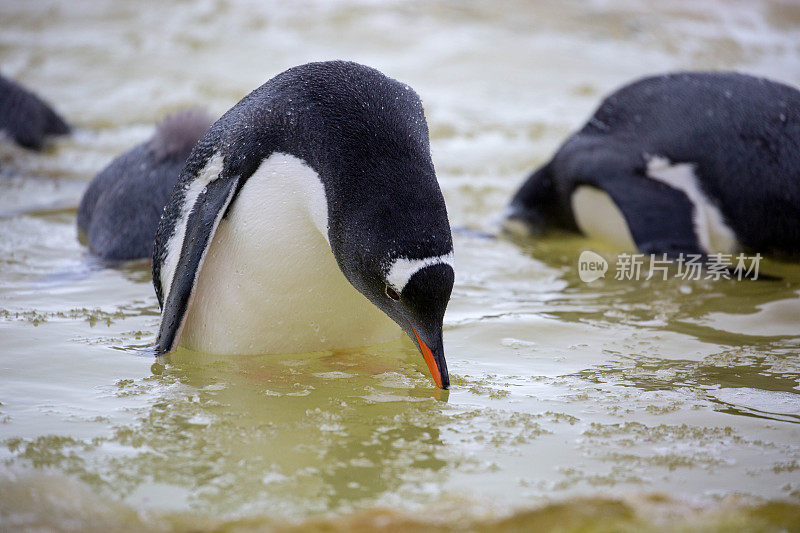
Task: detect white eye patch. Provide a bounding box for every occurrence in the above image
[386,251,455,292]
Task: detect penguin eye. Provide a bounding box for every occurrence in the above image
[385,285,401,301]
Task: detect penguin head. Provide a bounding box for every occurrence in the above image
[503,163,561,237]
[383,262,454,390]
[337,233,455,390]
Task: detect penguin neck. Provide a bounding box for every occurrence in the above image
[180,151,402,355]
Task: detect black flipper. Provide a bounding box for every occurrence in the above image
[154,175,241,355]
[599,177,704,257]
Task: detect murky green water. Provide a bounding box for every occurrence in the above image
[1,1,800,531]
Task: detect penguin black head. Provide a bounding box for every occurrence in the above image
[338,231,455,389]
[386,263,454,390]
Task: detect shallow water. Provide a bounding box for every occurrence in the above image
[1,0,800,531]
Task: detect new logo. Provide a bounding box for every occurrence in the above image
[578,250,608,283]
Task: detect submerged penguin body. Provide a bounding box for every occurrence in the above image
[0,74,70,150]
[153,61,454,388]
[506,72,800,257]
[78,109,213,261]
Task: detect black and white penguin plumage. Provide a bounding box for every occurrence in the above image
[0,74,70,150]
[505,72,800,257]
[152,61,454,389]
[78,109,213,261]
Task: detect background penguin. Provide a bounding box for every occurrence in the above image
[505,72,800,258]
[152,61,454,389]
[0,73,70,150]
[78,109,213,261]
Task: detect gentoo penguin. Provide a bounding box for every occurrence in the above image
[0,74,70,149]
[505,72,800,257]
[152,61,454,389]
[78,109,213,261]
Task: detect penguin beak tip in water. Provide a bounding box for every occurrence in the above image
[386,260,454,390]
[411,323,449,390]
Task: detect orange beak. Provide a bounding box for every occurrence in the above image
[411,325,446,389]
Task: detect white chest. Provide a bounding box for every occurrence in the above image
[571,185,638,252]
[180,153,402,355]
